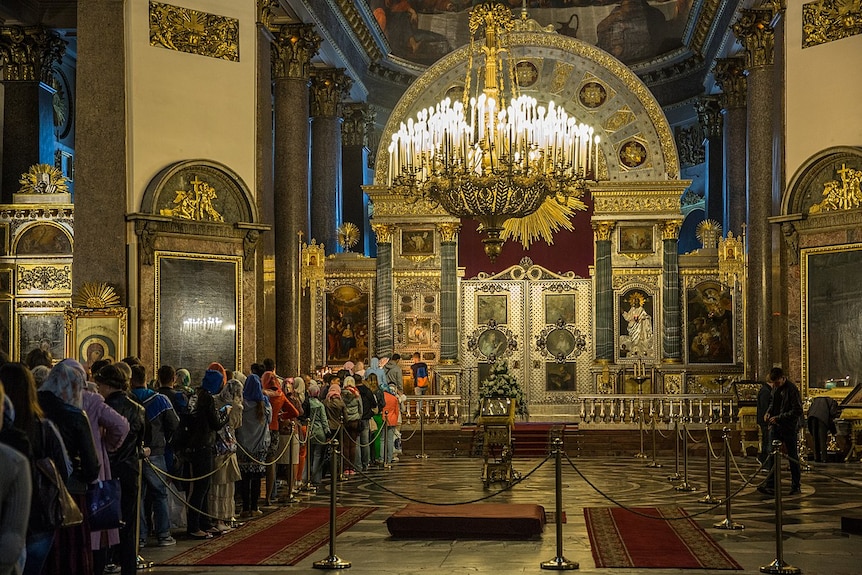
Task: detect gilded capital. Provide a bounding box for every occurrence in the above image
[733,8,776,69]
[257,0,280,28]
[371,223,396,244]
[0,26,65,83]
[437,222,461,243]
[592,221,616,241]
[660,220,683,240]
[695,96,723,140]
[712,58,747,109]
[310,68,352,118]
[342,103,376,148]
[271,23,320,80]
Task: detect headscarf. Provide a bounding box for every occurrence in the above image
[343,376,359,396]
[261,371,280,391]
[365,358,386,387]
[201,369,224,395]
[41,358,88,408]
[233,371,247,386]
[343,361,355,375]
[326,383,342,400]
[207,362,228,387]
[307,383,320,398]
[218,378,244,406]
[293,375,306,401]
[31,365,50,388]
[175,368,191,389]
[242,373,269,405]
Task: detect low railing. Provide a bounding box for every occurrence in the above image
[576,394,737,425]
[401,395,462,424]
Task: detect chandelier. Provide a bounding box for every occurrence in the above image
[388,2,599,260]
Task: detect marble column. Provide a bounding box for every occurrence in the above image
[372,224,395,357]
[310,68,351,252]
[272,23,320,375]
[73,1,128,301]
[341,103,375,255]
[661,220,683,362]
[695,97,724,229]
[734,7,776,380]
[0,26,65,202]
[713,57,747,237]
[438,222,461,363]
[592,221,615,362]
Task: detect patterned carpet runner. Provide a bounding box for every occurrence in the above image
[163,505,375,566]
[584,506,742,569]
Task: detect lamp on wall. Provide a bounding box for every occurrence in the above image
[387,2,599,261]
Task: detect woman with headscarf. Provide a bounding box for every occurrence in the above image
[367,373,386,464]
[381,380,401,464]
[261,371,286,505]
[341,377,363,474]
[304,383,328,490]
[293,375,309,491]
[276,377,302,502]
[38,359,100,574]
[235,374,271,517]
[209,378,243,532]
[323,384,347,480]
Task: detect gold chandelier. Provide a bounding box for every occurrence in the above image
[388,2,599,260]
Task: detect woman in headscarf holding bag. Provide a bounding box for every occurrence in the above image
[235,374,271,517]
[209,378,243,532]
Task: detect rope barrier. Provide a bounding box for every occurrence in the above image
[145,458,233,523]
[235,427,294,466]
[705,427,721,460]
[148,454,230,482]
[686,427,704,445]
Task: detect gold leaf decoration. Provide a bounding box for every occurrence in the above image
[337,222,360,251]
[73,282,121,309]
[18,164,70,195]
[696,219,722,248]
[501,196,588,249]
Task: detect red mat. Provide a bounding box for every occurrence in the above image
[584,506,742,570]
[163,506,375,566]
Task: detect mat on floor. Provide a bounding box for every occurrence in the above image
[162,505,375,566]
[387,503,545,539]
[584,506,742,570]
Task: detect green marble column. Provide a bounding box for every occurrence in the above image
[593,222,615,362]
[661,221,683,361]
[438,222,460,363]
[372,224,394,356]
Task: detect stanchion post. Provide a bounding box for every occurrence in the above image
[714,427,743,530]
[136,457,154,569]
[668,416,681,481]
[541,438,578,571]
[416,399,428,459]
[646,413,662,468]
[698,421,719,503]
[675,418,696,492]
[759,440,801,574]
[634,382,648,458]
[313,439,351,569]
[382,410,391,469]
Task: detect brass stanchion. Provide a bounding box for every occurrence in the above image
[698,421,719,503]
[313,439,351,569]
[675,418,696,492]
[668,416,681,481]
[759,440,801,574]
[634,379,648,458]
[540,438,578,571]
[383,411,392,469]
[646,413,662,468]
[714,427,743,530]
[136,457,154,569]
[416,399,428,459]
[339,419,348,481]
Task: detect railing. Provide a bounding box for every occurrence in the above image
[576,394,737,425]
[401,395,462,424]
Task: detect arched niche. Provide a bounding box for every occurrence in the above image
[782,146,862,216]
[374,24,679,187]
[13,222,73,256]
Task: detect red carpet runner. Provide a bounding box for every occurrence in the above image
[584,506,742,570]
[163,506,375,566]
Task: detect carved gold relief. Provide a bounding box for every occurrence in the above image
[803,0,862,48]
[371,223,395,244]
[310,68,352,118]
[619,139,649,169]
[18,164,70,195]
[72,282,120,309]
[159,176,225,222]
[733,7,776,69]
[809,163,862,213]
[578,81,607,108]
[437,222,461,243]
[695,96,723,139]
[660,220,683,240]
[695,219,721,247]
[603,106,635,133]
[712,58,747,109]
[592,221,615,241]
[718,231,745,286]
[550,61,574,95]
[592,184,686,215]
[0,25,65,83]
[17,264,72,294]
[149,2,239,62]
[271,24,320,80]
[301,240,326,290]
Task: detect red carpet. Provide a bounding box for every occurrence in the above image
[584,506,742,570]
[163,506,375,566]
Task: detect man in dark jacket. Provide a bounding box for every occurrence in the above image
[96,363,146,575]
[758,367,804,496]
[755,378,774,463]
[355,374,377,470]
[131,365,179,547]
[807,395,840,463]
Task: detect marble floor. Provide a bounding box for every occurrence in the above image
[140,449,862,575]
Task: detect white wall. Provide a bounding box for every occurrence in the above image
[126,0,257,212]
[785,4,862,182]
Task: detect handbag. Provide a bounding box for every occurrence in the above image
[34,457,83,528]
[215,424,238,455]
[86,479,123,531]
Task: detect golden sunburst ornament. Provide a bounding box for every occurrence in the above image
[696,219,722,249]
[18,164,70,195]
[73,282,121,309]
[336,222,360,251]
[501,196,588,249]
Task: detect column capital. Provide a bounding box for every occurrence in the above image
[660,220,683,240]
[257,0,280,28]
[0,25,65,83]
[342,103,376,148]
[271,23,320,81]
[695,96,723,139]
[372,223,396,244]
[712,57,747,109]
[592,221,616,241]
[437,222,461,243]
[733,8,776,69]
[310,67,352,118]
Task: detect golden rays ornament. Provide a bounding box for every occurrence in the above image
[72,282,121,309]
[501,196,588,249]
[336,222,360,251]
[18,164,70,195]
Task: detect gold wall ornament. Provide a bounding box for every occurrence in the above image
[310,68,352,118]
[437,222,461,243]
[733,7,776,69]
[18,164,70,195]
[271,23,320,80]
[0,25,65,83]
[336,222,360,251]
[301,240,326,290]
[149,2,239,62]
[603,106,636,133]
[808,163,862,213]
[803,0,862,48]
[695,219,722,248]
[72,282,121,309]
[371,223,395,244]
[660,220,683,240]
[257,0,281,28]
[712,57,747,109]
[718,231,745,286]
[17,264,71,294]
[592,221,616,241]
[158,176,225,222]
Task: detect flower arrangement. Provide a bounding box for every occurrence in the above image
[477,361,528,418]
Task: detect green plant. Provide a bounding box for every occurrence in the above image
[477,361,528,418]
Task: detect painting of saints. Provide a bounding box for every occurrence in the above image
[620,290,653,358]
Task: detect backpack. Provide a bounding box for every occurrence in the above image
[415,363,429,388]
[171,410,196,453]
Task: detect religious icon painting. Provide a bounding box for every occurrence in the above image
[544,293,575,325]
[17,311,65,362]
[618,288,655,360]
[477,294,507,325]
[325,284,370,366]
[65,307,127,373]
[546,362,576,392]
[618,225,654,254]
[401,229,435,256]
[686,281,734,364]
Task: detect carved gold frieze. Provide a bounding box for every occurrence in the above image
[310,68,352,118]
[809,163,862,213]
[660,220,683,240]
[733,7,776,69]
[612,272,660,289]
[0,25,65,82]
[437,222,461,243]
[149,2,239,62]
[592,184,686,215]
[371,223,395,244]
[603,106,635,133]
[712,58,747,109]
[803,0,862,48]
[394,275,441,291]
[159,176,225,222]
[366,187,452,218]
[17,264,72,294]
[690,0,723,55]
[330,0,384,61]
[550,61,574,95]
[18,164,70,195]
[271,24,320,80]
[592,221,615,241]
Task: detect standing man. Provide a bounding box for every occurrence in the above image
[385,353,403,394]
[758,367,804,496]
[410,352,429,395]
[755,377,775,463]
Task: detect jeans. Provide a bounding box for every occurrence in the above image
[415,386,426,395]
[185,447,214,533]
[140,454,171,539]
[763,428,801,490]
[384,425,397,463]
[309,441,326,485]
[23,530,54,575]
[359,419,371,468]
